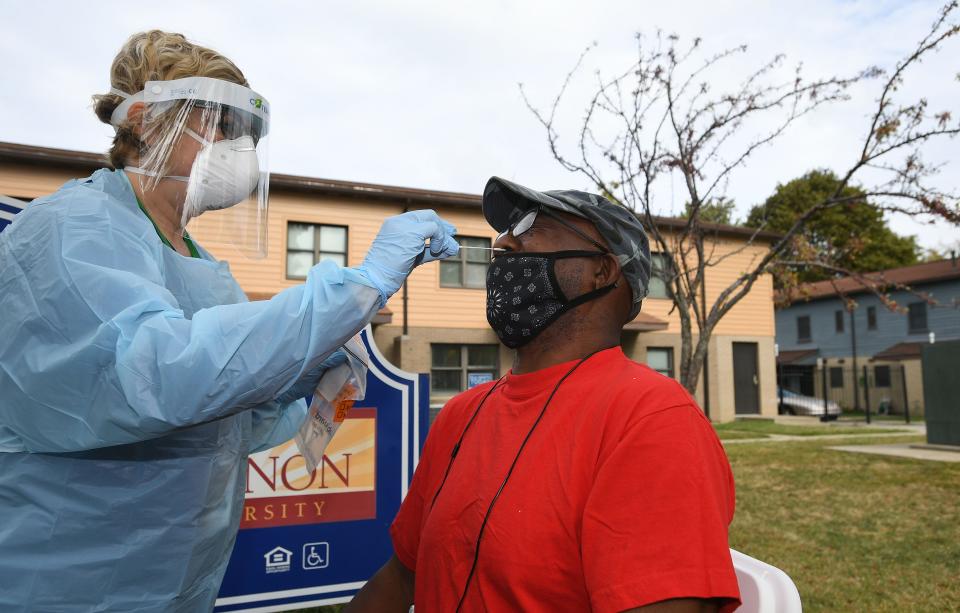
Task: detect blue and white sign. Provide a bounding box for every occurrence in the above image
[214,326,429,611]
[468,372,494,388]
[0,194,26,233]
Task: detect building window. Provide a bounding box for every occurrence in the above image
[797,315,811,343]
[646,347,674,378]
[835,310,844,333]
[830,367,844,388]
[286,222,348,279]
[874,365,891,387]
[440,237,490,288]
[867,306,877,330]
[907,302,928,334]
[431,344,498,394]
[646,253,671,299]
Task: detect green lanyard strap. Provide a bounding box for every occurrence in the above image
[136,198,200,258]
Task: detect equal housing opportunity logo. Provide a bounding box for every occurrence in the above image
[263,546,292,574]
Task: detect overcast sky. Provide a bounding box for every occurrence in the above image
[2,0,957,252]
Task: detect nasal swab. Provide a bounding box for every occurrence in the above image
[458,246,507,252]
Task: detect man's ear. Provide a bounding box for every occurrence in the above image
[595,253,622,289]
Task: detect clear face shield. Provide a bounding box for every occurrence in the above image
[111,77,271,258]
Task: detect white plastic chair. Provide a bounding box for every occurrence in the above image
[731,548,802,612]
[409,549,800,613]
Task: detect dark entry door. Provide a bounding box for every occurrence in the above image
[733,342,760,414]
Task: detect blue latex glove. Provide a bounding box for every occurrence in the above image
[275,349,348,406]
[356,210,459,306]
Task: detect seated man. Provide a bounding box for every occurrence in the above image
[348,177,741,612]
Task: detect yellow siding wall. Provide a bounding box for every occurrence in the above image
[2,164,774,338]
[634,238,775,337]
[704,240,776,337]
[400,207,499,329]
[0,163,73,199]
[190,192,401,296]
[191,197,502,330]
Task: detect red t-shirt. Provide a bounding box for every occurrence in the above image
[391,347,740,612]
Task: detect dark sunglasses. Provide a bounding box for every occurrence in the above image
[497,206,609,253]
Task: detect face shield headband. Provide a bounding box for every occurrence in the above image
[109,76,269,133]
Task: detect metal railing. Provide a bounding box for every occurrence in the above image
[777,363,914,424]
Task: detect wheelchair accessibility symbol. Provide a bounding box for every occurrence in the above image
[302,542,330,570]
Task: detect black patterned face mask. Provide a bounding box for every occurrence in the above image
[486,251,616,349]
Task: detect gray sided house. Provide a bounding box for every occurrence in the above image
[775,258,960,416]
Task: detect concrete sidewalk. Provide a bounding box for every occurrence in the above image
[827,443,960,463]
[720,419,924,445]
[775,415,924,431]
[722,430,920,445]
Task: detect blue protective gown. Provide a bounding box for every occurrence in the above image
[0,169,381,611]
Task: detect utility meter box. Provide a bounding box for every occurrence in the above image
[922,340,960,447]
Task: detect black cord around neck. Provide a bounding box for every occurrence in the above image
[428,377,506,513]
[452,349,603,612]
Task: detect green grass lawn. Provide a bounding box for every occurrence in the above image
[715,428,771,440]
[289,427,957,613]
[727,434,960,612]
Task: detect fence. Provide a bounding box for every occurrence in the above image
[778,363,914,423]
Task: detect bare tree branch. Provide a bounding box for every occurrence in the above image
[522,2,960,395]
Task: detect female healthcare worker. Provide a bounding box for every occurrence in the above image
[0,31,459,612]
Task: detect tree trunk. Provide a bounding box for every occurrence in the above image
[679,320,712,403]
